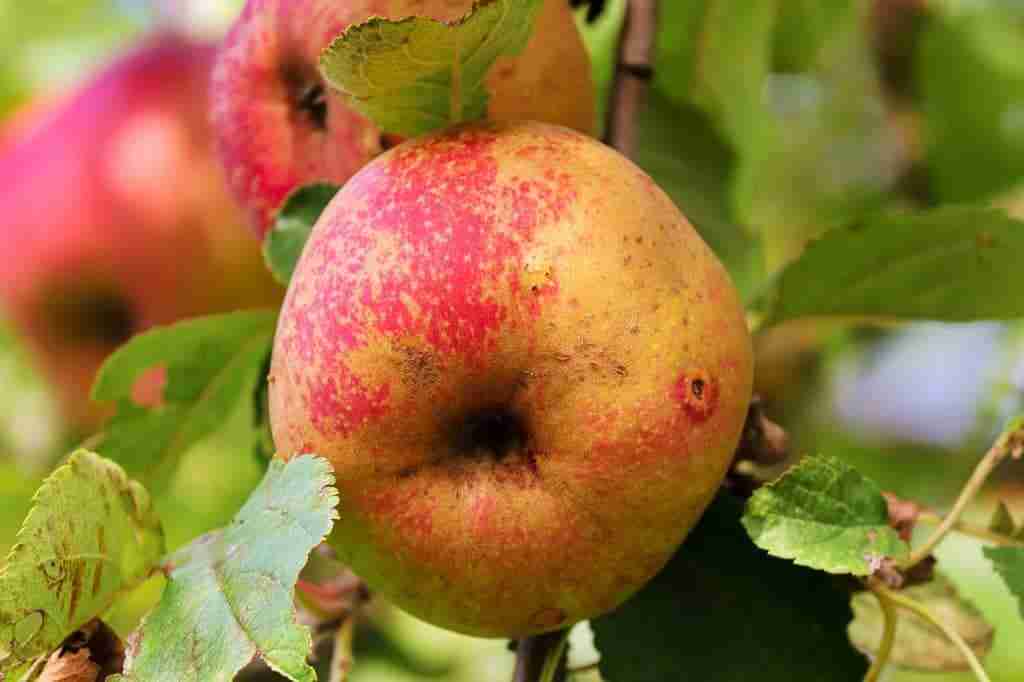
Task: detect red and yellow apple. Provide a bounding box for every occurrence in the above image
[0,34,283,430]
[269,121,753,637]
[212,0,596,236]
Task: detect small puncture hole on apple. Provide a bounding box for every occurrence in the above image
[676,368,718,422]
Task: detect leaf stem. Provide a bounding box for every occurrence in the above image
[872,582,991,682]
[605,0,659,158]
[916,511,1024,548]
[901,424,1022,569]
[863,580,899,682]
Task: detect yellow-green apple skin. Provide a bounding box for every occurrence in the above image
[269,121,753,637]
[212,0,596,236]
[0,34,283,429]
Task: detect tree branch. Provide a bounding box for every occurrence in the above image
[605,0,660,158]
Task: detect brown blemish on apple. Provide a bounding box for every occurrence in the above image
[392,343,440,389]
[674,368,717,421]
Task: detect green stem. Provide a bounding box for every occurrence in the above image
[539,630,570,682]
[901,432,1015,569]
[916,512,1024,548]
[863,580,899,682]
[874,583,991,682]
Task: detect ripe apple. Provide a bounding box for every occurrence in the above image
[269,121,754,637]
[0,96,58,151]
[212,0,596,236]
[0,34,283,430]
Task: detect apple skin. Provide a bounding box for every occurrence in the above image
[212,0,596,237]
[0,96,58,151]
[0,34,283,429]
[269,121,753,637]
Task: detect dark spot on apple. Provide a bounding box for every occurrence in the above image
[450,406,529,462]
[691,378,705,399]
[674,368,717,422]
[281,61,327,131]
[42,286,137,347]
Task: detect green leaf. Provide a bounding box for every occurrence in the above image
[742,455,908,575]
[320,0,542,136]
[0,451,164,675]
[592,493,866,681]
[689,0,777,153]
[984,546,1024,620]
[263,183,339,286]
[989,501,1018,538]
[652,0,893,272]
[652,0,709,115]
[848,574,994,671]
[91,310,277,492]
[111,455,339,682]
[919,8,1024,202]
[772,0,855,72]
[759,206,1024,325]
[636,89,763,299]
[733,0,893,270]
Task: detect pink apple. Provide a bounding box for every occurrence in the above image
[212,0,596,237]
[269,121,753,637]
[0,34,282,429]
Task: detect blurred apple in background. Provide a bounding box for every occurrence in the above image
[0,32,283,432]
[0,96,59,151]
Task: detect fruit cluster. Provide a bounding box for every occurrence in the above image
[0,0,753,640]
[212,0,754,637]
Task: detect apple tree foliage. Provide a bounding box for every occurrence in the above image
[4,0,1024,680]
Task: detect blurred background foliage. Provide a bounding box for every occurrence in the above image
[2,0,1024,680]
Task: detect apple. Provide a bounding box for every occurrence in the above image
[212,0,596,236]
[0,96,58,151]
[269,121,753,637]
[0,34,283,430]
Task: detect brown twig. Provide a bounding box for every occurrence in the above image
[604,0,660,158]
[511,628,570,682]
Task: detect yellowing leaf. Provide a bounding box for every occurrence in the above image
[0,451,164,675]
[320,0,542,136]
[848,574,994,671]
